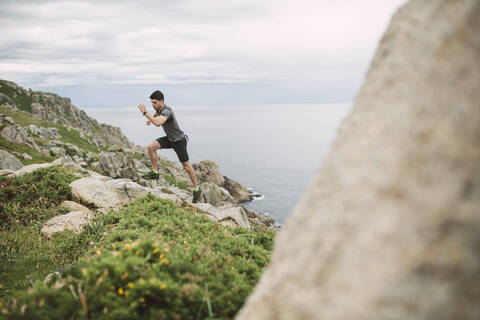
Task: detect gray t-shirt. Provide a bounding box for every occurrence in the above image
[158,105,185,142]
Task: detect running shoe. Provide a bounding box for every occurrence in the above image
[141,171,159,180]
[192,188,201,203]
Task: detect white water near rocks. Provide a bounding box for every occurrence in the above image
[82,103,351,225]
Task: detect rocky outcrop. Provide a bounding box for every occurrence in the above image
[27,124,61,139]
[199,182,235,207]
[194,160,253,203]
[0,93,17,109]
[0,150,23,170]
[237,0,480,319]
[1,125,40,151]
[0,79,134,150]
[13,163,54,177]
[98,150,141,181]
[40,201,94,237]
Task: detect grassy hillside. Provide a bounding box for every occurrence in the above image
[0,166,274,319]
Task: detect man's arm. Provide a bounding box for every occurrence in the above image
[138,104,167,127]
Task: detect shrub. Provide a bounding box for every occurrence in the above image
[0,195,275,319]
[0,166,79,228]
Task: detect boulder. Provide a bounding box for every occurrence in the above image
[237,1,480,319]
[0,114,15,125]
[70,178,125,212]
[27,124,61,139]
[40,201,95,237]
[199,181,235,207]
[223,176,252,203]
[216,206,251,229]
[193,160,225,186]
[13,163,53,177]
[0,150,23,170]
[98,151,141,181]
[0,125,40,151]
[193,160,252,203]
[0,93,17,108]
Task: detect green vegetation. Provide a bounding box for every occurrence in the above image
[164,174,190,190]
[0,166,78,228]
[0,80,33,112]
[0,166,103,297]
[0,165,274,319]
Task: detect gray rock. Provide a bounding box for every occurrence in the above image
[0,93,17,109]
[27,124,62,139]
[98,151,141,181]
[41,201,95,237]
[0,114,15,125]
[13,163,53,177]
[193,160,252,203]
[0,169,14,177]
[216,206,251,229]
[0,125,40,151]
[0,150,24,170]
[21,153,32,160]
[237,0,480,319]
[70,178,125,212]
[200,181,235,207]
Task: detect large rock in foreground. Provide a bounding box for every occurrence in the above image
[237,0,480,319]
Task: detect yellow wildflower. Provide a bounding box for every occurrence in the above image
[121,272,128,280]
[160,254,164,259]
[118,288,124,295]
[153,248,159,254]
[38,300,44,307]
[161,258,170,265]
[128,282,134,289]
[136,250,141,255]
[124,245,130,250]
[139,297,145,303]
[81,269,87,276]
[96,250,101,256]
[159,284,166,290]
[1,308,7,315]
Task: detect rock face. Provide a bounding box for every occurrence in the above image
[98,151,141,181]
[236,1,480,319]
[0,125,40,151]
[194,160,253,203]
[0,79,133,150]
[0,150,23,170]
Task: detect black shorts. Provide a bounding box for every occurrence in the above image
[156,136,189,163]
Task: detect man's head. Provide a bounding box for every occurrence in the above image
[150,90,164,111]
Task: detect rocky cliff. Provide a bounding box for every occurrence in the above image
[237,0,480,319]
[0,79,132,149]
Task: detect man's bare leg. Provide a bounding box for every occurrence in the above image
[182,161,198,189]
[147,141,161,171]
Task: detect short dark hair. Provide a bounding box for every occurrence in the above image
[150,90,164,101]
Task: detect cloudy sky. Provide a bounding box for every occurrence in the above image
[0,0,408,106]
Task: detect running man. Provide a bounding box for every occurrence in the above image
[138,90,201,203]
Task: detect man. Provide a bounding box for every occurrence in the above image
[138,90,201,203]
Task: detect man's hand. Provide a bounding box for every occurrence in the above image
[138,103,147,113]
[146,120,151,126]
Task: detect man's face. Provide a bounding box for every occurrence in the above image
[151,99,162,111]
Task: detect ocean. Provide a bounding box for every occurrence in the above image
[81,103,352,225]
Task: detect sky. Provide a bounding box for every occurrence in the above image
[0,0,408,106]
